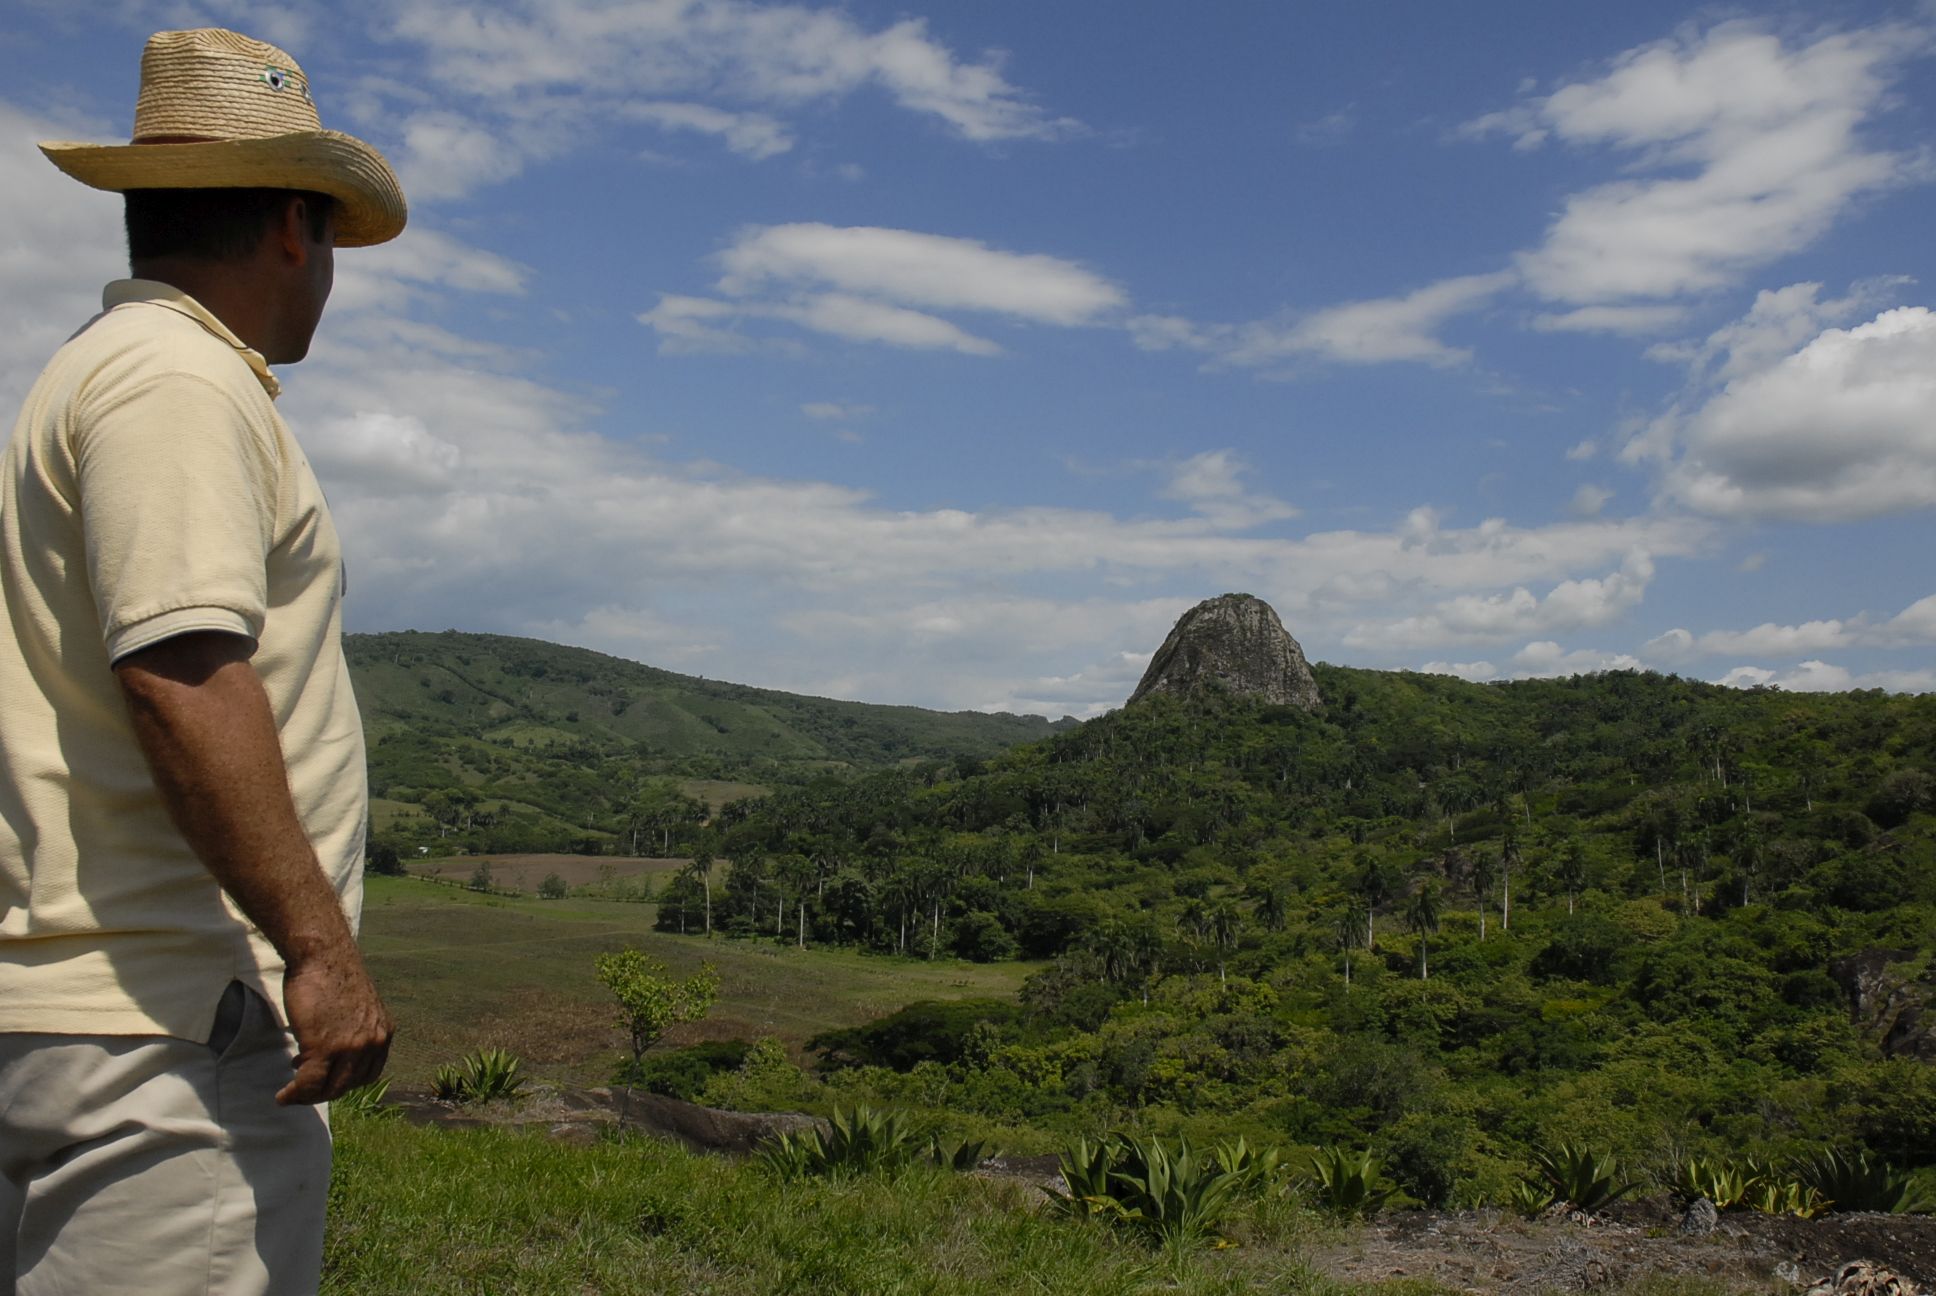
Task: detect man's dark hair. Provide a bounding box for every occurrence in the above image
[125,188,334,264]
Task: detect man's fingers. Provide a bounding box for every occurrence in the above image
[277,1050,334,1106]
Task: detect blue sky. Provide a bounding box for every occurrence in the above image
[4,0,1935,715]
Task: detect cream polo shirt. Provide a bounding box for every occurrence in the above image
[0,280,367,1040]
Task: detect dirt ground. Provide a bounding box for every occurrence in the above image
[410,853,683,892]
[1307,1196,1936,1294]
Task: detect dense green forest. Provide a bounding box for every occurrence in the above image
[346,630,1070,851]
[630,665,1936,1203]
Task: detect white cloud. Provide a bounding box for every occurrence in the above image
[644,224,1123,355]
[1640,592,1936,667]
[1566,439,1598,461]
[0,103,125,407]
[1159,450,1297,530]
[378,0,1070,202]
[1661,305,1936,521]
[801,401,873,421]
[1129,272,1514,371]
[1472,21,1926,306]
[1642,627,1695,661]
[1418,660,1499,682]
[1697,619,1854,656]
[1652,279,1906,384]
[1737,551,1769,573]
[1344,548,1656,650]
[1570,484,1614,517]
[785,292,1001,355]
[1533,304,1688,335]
[1512,641,1644,678]
[716,224,1124,325]
[624,101,792,159]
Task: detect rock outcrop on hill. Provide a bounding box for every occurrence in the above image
[1129,593,1322,711]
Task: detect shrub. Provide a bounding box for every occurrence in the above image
[467,861,495,892]
[1381,1112,1478,1208]
[952,910,1020,963]
[538,872,569,899]
[626,1040,753,1099]
[432,1048,529,1105]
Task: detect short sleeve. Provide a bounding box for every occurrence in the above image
[74,369,281,662]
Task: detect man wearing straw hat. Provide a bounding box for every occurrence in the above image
[0,28,406,1295]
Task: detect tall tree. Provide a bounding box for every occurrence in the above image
[1405,882,1442,981]
[1333,903,1366,989]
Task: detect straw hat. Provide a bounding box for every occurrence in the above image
[40,28,406,247]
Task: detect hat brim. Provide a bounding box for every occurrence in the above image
[40,130,406,248]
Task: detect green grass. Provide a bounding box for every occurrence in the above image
[326,1117,1760,1295]
[360,876,1039,1089]
[325,1117,1387,1296]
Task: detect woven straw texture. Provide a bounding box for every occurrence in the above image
[40,28,404,247]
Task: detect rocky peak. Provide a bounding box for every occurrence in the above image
[1129,593,1322,711]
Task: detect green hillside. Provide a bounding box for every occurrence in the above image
[346,630,1072,853]
[631,666,1936,1205]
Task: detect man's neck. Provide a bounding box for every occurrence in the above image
[129,259,277,358]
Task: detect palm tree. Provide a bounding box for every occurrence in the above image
[1355,855,1391,950]
[1498,821,1520,933]
[1469,852,1495,941]
[1556,839,1586,915]
[679,852,714,936]
[1405,882,1442,980]
[1207,902,1241,983]
[1333,903,1366,989]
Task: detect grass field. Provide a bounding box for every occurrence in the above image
[324,1115,1347,1296]
[359,876,1037,1090]
[409,853,678,893]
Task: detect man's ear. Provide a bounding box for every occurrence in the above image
[277,196,316,265]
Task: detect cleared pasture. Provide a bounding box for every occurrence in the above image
[357,875,1035,1090]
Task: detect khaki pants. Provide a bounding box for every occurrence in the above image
[0,983,331,1296]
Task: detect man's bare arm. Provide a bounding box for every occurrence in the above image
[114,630,391,1104]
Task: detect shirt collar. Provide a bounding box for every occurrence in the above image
[102,279,282,400]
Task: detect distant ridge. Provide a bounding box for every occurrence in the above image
[345,629,1074,769]
[1129,593,1323,710]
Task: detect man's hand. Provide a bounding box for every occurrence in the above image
[115,630,392,1105]
[278,950,393,1105]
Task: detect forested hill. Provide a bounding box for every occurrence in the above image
[665,666,1936,1198]
[345,630,1073,852]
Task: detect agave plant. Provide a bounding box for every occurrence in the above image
[1049,1134,1253,1246]
[1046,1135,1125,1221]
[1524,1143,1638,1215]
[755,1129,819,1180]
[1740,1176,1827,1219]
[1673,1156,1751,1210]
[431,1047,530,1104]
[333,1077,399,1120]
[755,1105,923,1180]
[1796,1149,1936,1215]
[1214,1135,1282,1190]
[926,1134,999,1172]
[1508,1177,1558,1218]
[1102,1134,1248,1246]
[1302,1146,1397,1218]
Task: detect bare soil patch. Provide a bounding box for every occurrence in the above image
[1309,1197,1936,1294]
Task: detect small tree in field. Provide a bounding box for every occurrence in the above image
[595,950,720,1092]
